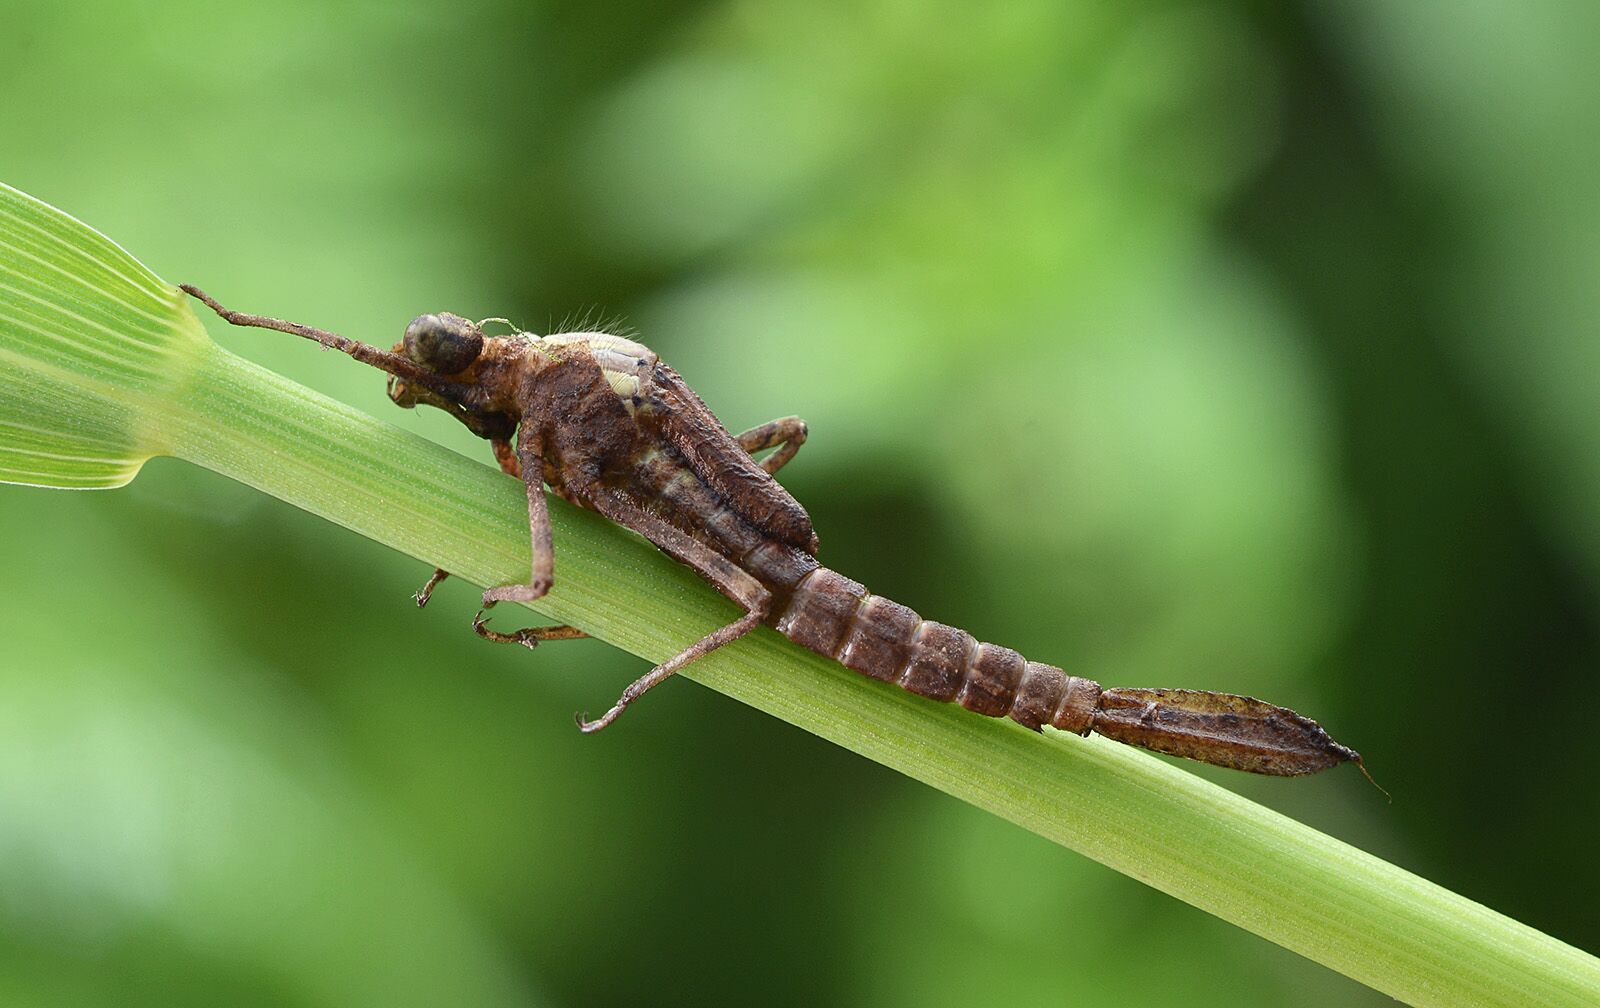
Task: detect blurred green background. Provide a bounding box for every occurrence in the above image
[2,1,1597,1005]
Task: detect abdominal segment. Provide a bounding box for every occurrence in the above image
[769,567,1101,735]
[760,565,1361,778]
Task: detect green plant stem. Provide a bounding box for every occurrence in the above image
[157,339,1598,1008]
[6,178,1592,1005]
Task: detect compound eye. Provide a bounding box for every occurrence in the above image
[403,313,483,374]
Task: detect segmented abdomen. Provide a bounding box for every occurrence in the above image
[770,567,1101,734]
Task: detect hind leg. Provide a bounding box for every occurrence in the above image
[570,483,771,732]
[734,416,807,474]
[576,610,764,733]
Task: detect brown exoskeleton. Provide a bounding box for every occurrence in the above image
[182,285,1368,777]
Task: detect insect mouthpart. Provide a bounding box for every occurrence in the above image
[404,312,484,375]
[385,373,419,408]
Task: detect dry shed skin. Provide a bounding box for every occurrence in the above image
[183,286,1365,778]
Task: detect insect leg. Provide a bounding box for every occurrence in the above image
[481,429,556,608]
[490,437,522,479]
[570,484,771,732]
[734,415,808,474]
[413,567,450,607]
[459,431,592,640]
[577,610,764,733]
[415,436,515,596]
[414,434,521,607]
[581,485,771,612]
[470,616,589,649]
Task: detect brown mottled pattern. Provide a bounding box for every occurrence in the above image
[181,286,1362,777]
[957,644,1026,717]
[838,596,919,682]
[1091,687,1355,775]
[741,540,818,595]
[647,364,818,554]
[899,622,972,702]
[774,569,865,655]
[768,566,1098,735]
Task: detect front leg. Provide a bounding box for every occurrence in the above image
[482,427,556,607]
[416,434,531,604]
[460,430,590,643]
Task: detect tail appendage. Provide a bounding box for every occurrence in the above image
[770,568,1360,777]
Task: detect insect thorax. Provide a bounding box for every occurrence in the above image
[536,332,657,408]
